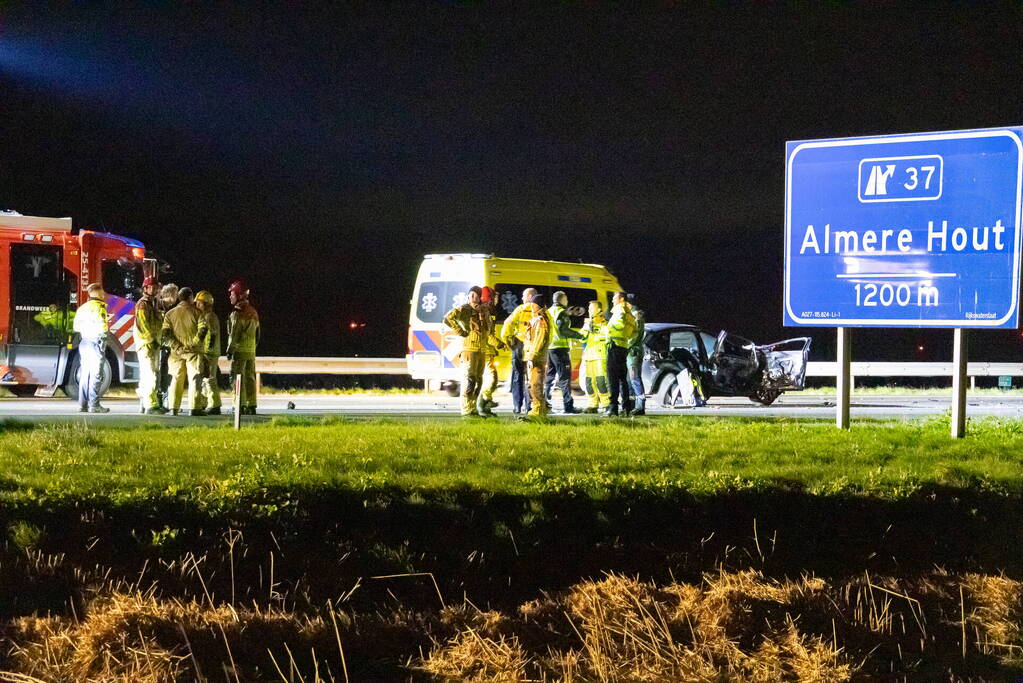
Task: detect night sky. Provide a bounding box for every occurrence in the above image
[3,3,1023,364]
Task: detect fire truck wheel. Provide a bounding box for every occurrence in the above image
[63,354,113,401]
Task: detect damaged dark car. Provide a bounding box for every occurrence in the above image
[639,323,811,407]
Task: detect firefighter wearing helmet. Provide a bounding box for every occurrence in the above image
[226,280,260,415]
[477,286,505,417]
[443,285,492,417]
[194,290,222,415]
[133,275,167,414]
[161,287,206,416]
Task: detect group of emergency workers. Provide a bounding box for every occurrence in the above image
[70,278,260,416]
[444,287,646,419]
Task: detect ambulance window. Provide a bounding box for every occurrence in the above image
[551,286,596,327]
[492,284,550,323]
[102,259,142,300]
[416,281,472,323]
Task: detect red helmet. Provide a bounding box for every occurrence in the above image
[228,280,248,295]
[480,286,494,303]
[143,275,158,288]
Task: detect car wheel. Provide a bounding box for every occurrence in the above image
[63,353,113,401]
[657,377,680,408]
[750,388,781,406]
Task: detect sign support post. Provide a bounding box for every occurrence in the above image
[951,328,968,438]
[836,327,851,429]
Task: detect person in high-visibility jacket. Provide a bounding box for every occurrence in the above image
[499,287,540,415]
[521,294,551,419]
[227,280,260,415]
[626,294,647,416]
[162,287,205,416]
[580,300,610,413]
[606,291,637,416]
[194,290,222,416]
[34,304,73,339]
[133,276,167,415]
[444,286,492,417]
[544,290,584,414]
[477,286,505,417]
[72,283,110,413]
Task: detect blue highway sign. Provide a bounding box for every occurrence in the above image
[785,128,1023,328]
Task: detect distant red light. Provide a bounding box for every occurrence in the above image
[917,345,925,351]
[348,321,358,329]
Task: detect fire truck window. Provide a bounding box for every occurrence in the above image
[10,244,68,344]
[102,260,142,300]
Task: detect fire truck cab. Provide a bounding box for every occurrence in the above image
[0,212,149,398]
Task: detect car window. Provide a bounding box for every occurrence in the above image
[700,332,716,355]
[415,281,473,323]
[668,330,701,357]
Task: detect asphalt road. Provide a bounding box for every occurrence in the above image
[3,391,1023,425]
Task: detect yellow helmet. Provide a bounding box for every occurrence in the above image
[195,290,214,305]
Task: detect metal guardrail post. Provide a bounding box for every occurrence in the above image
[233,374,242,431]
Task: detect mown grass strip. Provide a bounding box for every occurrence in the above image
[1,415,1022,509]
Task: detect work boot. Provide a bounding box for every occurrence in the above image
[78,406,88,413]
[147,406,168,415]
[562,406,582,414]
[629,408,646,417]
[244,407,257,415]
[601,408,618,418]
[461,411,481,419]
[482,399,499,410]
[172,409,180,416]
[190,409,207,417]
[88,405,110,414]
[206,407,221,416]
[581,406,598,414]
[479,409,496,418]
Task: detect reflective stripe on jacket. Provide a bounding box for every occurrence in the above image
[443,303,492,353]
[548,304,583,349]
[73,298,108,341]
[581,315,609,362]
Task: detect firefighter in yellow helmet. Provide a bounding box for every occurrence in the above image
[477,286,505,417]
[72,283,110,413]
[194,290,222,415]
[443,285,492,417]
[521,293,552,419]
[227,280,260,415]
[161,287,205,416]
[581,300,611,414]
[133,276,167,414]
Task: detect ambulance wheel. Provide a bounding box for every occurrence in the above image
[444,381,460,397]
[750,388,781,406]
[63,354,113,400]
[7,385,39,397]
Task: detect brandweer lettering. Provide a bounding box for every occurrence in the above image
[798,219,1007,254]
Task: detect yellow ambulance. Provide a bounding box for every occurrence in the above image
[406,254,625,392]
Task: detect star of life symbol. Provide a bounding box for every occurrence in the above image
[501,290,518,313]
[421,292,438,312]
[452,291,468,307]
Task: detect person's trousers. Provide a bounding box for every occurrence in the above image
[459,350,485,415]
[584,356,610,409]
[527,357,548,416]
[231,356,258,409]
[202,354,222,409]
[478,355,498,410]
[510,344,531,413]
[607,343,633,414]
[628,357,645,411]
[168,351,204,411]
[78,338,106,409]
[136,342,162,410]
[544,347,574,410]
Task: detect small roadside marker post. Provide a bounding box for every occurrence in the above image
[836,327,851,430]
[233,375,242,431]
[951,329,968,438]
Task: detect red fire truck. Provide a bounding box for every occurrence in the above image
[0,212,154,398]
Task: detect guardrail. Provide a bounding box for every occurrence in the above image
[216,357,1023,389]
